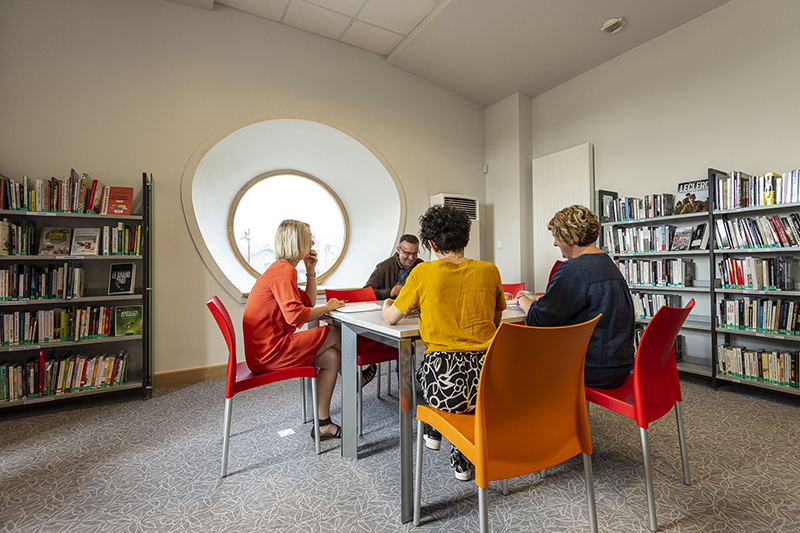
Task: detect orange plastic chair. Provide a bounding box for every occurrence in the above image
[207,296,321,477]
[325,287,400,436]
[585,299,695,532]
[414,316,602,533]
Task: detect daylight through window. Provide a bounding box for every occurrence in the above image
[229,171,349,283]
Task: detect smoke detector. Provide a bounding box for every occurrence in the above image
[601,16,627,35]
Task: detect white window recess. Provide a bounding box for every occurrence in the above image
[429,193,481,260]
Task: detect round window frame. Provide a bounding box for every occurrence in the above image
[227,169,350,284]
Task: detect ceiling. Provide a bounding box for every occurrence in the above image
[166,0,733,107]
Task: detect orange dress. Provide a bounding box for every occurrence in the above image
[243,260,328,374]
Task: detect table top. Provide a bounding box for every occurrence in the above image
[328,307,526,339]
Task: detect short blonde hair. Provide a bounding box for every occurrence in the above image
[274,220,311,263]
[547,205,600,247]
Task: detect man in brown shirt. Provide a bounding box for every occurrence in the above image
[364,234,423,299]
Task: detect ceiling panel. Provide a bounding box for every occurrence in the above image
[283,0,353,40]
[386,0,733,105]
[303,0,367,18]
[357,0,438,34]
[342,21,404,56]
[217,0,288,21]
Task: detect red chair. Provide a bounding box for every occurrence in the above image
[585,299,695,532]
[207,295,321,477]
[325,287,400,436]
[501,282,525,300]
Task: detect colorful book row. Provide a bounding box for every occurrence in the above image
[717,256,793,291]
[0,172,133,215]
[616,259,695,288]
[0,349,129,401]
[717,297,800,335]
[0,261,84,301]
[717,344,799,388]
[714,169,800,211]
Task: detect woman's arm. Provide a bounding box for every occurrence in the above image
[306,298,343,322]
[382,298,405,325]
[304,249,318,302]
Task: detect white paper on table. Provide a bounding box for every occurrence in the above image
[336,302,382,313]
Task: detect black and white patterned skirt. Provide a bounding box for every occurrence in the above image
[416,350,486,414]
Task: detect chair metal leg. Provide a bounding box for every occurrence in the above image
[301,377,310,423]
[414,419,424,526]
[583,453,598,533]
[358,365,363,437]
[500,479,508,496]
[675,401,691,486]
[311,377,320,455]
[478,486,489,533]
[376,361,382,398]
[640,427,658,532]
[387,360,392,396]
[221,397,233,477]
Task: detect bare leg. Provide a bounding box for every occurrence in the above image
[313,325,341,437]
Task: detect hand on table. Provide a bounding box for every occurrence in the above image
[326,298,345,312]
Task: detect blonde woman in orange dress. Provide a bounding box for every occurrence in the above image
[243,220,376,441]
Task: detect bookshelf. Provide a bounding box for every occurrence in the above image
[603,205,713,378]
[0,173,152,408]
[601,167,800,397]
[708,168,800,397]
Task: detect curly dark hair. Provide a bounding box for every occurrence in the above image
[418,204,471,254]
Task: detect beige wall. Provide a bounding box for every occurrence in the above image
[485,93,533,286]
[533,0,800,196]
[0,0,485,373]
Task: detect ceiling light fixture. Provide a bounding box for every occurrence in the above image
[601,16,627,35]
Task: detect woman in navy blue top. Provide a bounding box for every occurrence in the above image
[517,205,635,389]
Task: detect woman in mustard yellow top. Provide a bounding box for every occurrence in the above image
[382,204,505,481]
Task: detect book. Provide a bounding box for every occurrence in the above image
[690,223,708,250]
[674,180,709,215]
[108,263,135,295]
[671,226,693,251]
[87,180,105,214]
[38,227,72,255]
[106,187,134,216]
[70,227,101,255]
[115,306,142,336]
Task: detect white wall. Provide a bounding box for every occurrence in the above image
[0,0,486,373]
[533,0,800,196]
[485,93,533,286]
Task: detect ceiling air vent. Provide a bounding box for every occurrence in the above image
[601,17,627,35]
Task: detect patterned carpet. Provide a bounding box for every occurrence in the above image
[1,372,799,532]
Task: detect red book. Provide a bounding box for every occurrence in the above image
[0,177,6,210]
[770,215,790,246]
[107,187,133,216]
[39,348,45,396]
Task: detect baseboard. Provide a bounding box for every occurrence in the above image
[154,364,227,388]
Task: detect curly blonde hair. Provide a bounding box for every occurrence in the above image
[547,205,600,247]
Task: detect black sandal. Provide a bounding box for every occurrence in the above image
[361,364,378,387]
[312,417,341,441]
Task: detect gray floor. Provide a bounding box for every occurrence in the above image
[1,372,799,532]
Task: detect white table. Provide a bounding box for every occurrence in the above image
[326,306,526,524]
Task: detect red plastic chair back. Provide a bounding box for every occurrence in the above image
[633,299,695,426]
[207,295,239,398]
[207,296,318,400]
[548,260,563,283]
[325,287,377,302]
[501,283,525,298]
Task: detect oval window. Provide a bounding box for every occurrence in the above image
[229,170,349,283]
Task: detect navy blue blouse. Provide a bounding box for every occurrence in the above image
[526,253,635,388]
